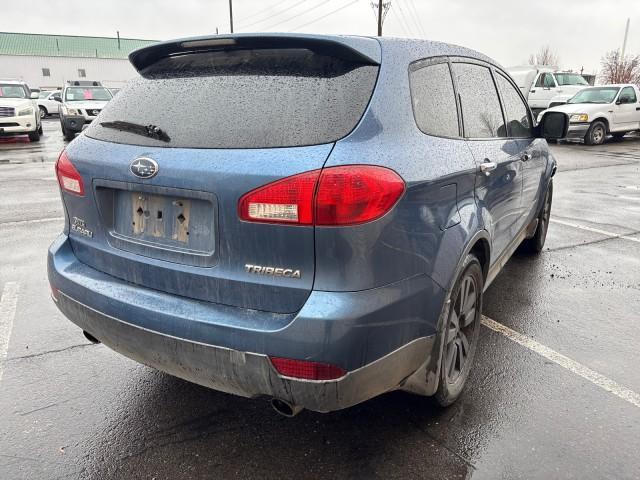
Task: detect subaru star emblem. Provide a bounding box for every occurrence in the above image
[130,157,158,179]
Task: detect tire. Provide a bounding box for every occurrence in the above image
[38,106,47,119]
[62,125,75,141]
[434,254,483,407]
[28,129,41,142]
[38,124,43,135]
[584,120,606,145]
[520,181,553,254]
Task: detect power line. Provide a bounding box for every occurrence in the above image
[237,0,292,25]
[406,0,426,37]
[392,0,415,37]
[238,0,311,29]
[290,0,359,32]
[263,0,333,31]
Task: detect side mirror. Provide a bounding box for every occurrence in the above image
[536,111,569,140]
[617,96,632,105]
[53,95,62,102]
[30,92,39,99]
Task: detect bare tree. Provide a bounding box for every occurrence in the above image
[600,50,640,85]
[528,46,560,67]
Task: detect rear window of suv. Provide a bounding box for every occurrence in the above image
[85,48,379,149]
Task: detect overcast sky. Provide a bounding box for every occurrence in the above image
[3,0,639,73]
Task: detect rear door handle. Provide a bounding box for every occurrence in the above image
[480,160,497,175]
[522,152,532,161]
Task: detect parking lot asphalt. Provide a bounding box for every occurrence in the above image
[0,119,639,479]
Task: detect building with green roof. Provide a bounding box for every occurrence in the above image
[0,32,157,90]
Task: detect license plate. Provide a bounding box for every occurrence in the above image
[130,193,192,243]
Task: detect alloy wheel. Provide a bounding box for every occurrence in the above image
[444,274,479,384]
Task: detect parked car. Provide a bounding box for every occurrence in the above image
[48,34,567,415]
[59,80,113,141]
[539,84,640,145]
[0,80,42,141]
[37,89,62,118]
[507,66,589,115]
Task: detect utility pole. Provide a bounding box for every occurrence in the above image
[229,0,234,33]
[371,1,391,36]
[620,18,630,60]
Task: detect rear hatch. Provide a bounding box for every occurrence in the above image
[60,35,380,314]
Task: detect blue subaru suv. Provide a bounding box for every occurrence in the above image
[48,34,567,416]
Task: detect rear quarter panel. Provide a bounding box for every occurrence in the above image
[317,39,483,295]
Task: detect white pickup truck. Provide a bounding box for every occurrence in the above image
[540,84,640,145]
[507,66,590,115]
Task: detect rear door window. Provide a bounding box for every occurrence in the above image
[495,73,532,138]
[409,61,459,137]
[452,63,506,138]
[86,48,379,149]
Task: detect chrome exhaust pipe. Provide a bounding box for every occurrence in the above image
[271,398,303,418]
[83,330,100,344]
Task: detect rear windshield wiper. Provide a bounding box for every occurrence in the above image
[99,120,170,142]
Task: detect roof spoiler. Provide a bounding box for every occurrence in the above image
[129,34,381,73]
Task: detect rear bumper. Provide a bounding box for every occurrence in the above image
[48,234,443,412]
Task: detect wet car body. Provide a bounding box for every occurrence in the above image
[48,34,561,413]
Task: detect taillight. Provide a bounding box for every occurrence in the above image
[55,150,84,196]
[238,170,320,225]
[270,357,347,380]
[315,166,405,225]
[238,165,404,226]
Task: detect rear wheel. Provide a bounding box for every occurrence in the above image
[584,120,606,145]
[434,254,483,407]
[39,106,47,119]
[520,181,553,254]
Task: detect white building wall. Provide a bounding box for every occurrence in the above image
[0,55,139,90]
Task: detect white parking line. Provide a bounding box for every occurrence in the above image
[0,217,64,227]
[482,316,640,409]
[0,282,19,384]
[550,218,640,244]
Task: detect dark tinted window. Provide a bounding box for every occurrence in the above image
[535,73,555,88]
[86,49,379,149]
[453,63,505,138]
[496,73,532,137]
[410,62,459,137]
[619,86,637,103]
[543,73,555,88]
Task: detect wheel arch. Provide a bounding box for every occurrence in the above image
[465,235,491,281]
[592,117,610,132]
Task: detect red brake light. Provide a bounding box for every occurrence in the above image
[238,166,404,226]
[270,357,347,380]
[315,166,405,225]
[55,150,84,196]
